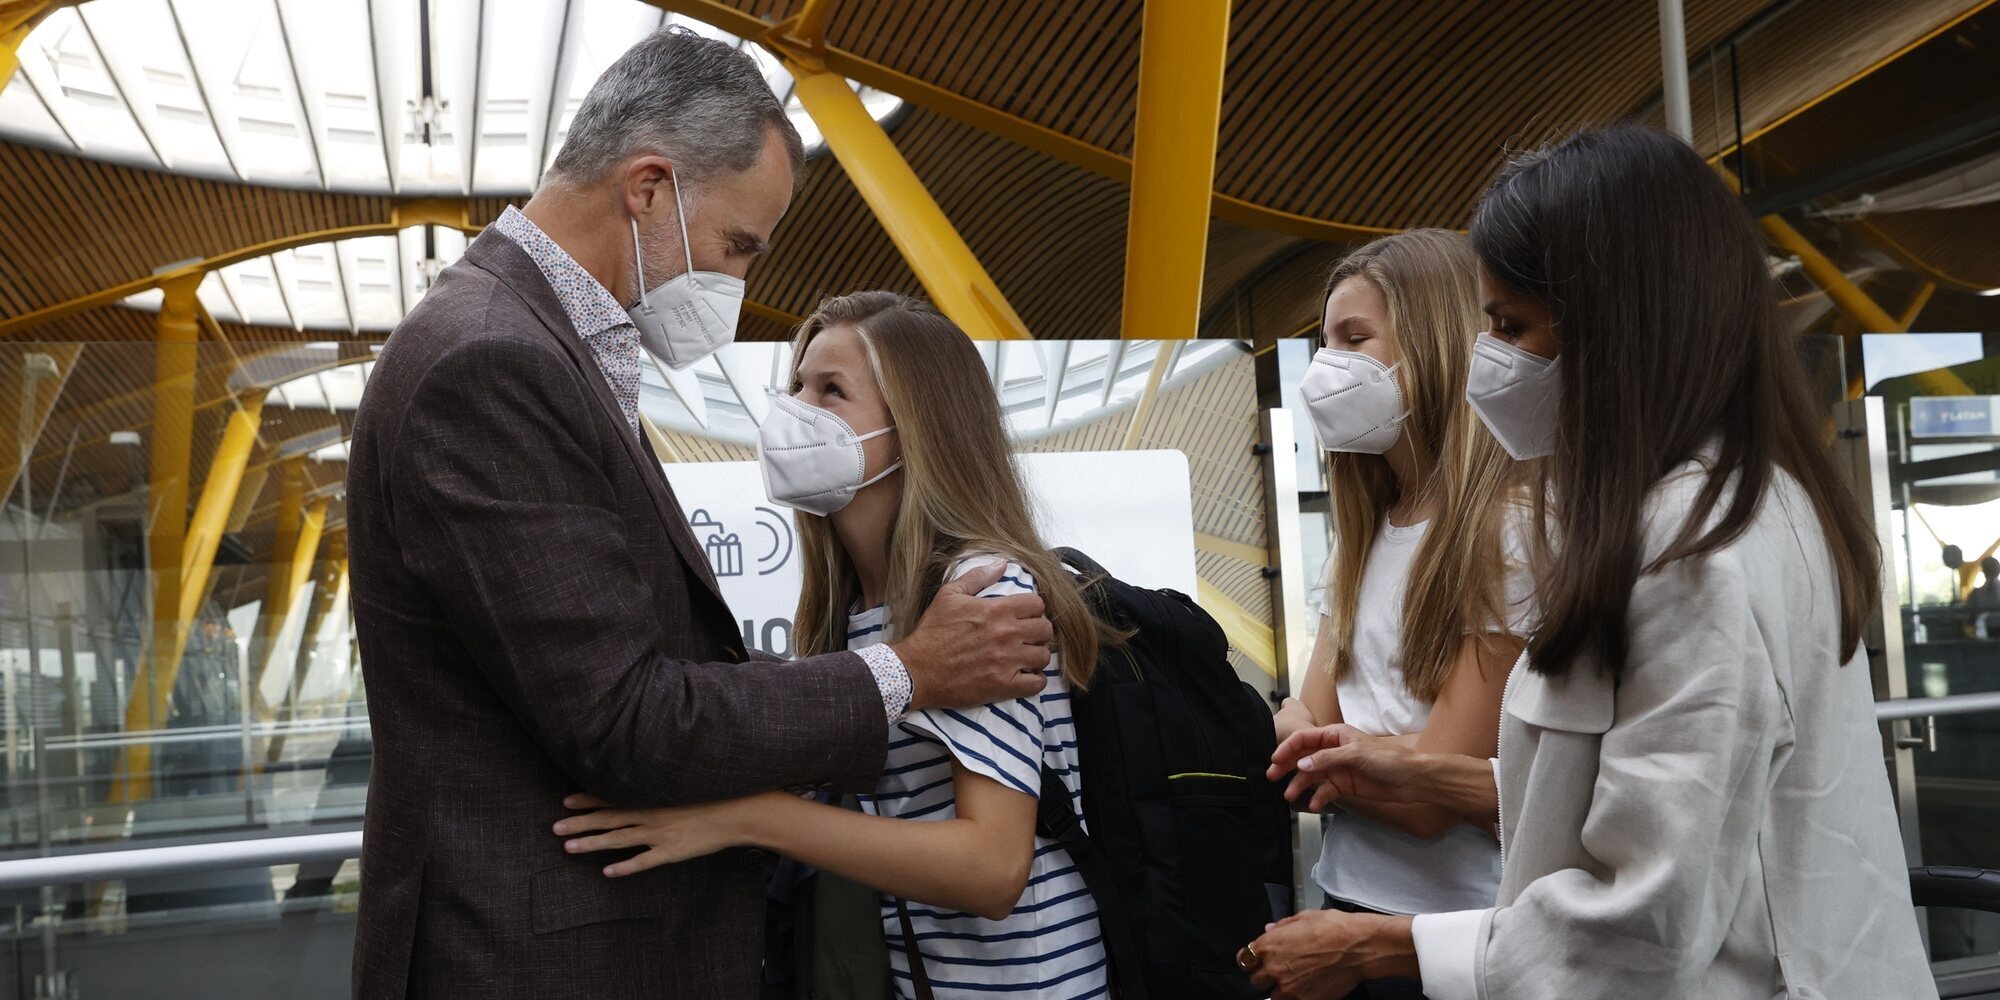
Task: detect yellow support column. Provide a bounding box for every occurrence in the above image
[249,458,305,708]
[788,67,1033,340]
[266,530,345,766]
[108,274,201,805]
[254,497,328,697]
[1119,0,1231,339]
[1761,215,1899,332]
[179,392,266,616]
[1121,345,1174,448]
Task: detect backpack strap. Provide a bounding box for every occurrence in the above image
[893,897,937,1000]
[1038,764,1151,1000]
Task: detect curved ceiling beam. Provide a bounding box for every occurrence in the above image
[1706,0,2000,165]
[644,0,1394,246]
[0,201,804,337]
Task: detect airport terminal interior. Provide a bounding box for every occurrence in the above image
[0,0,1998,996]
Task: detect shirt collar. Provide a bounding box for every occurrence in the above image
[491,206,633,342]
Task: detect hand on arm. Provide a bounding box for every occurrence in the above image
[890,562,1053,711]
[555,762,1037,921]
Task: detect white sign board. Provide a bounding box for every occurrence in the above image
[661,450,1197,656]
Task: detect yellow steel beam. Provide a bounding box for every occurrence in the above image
[1761,214,1901,333]
[1897,281,1936,331]
[1850,218,1993,294]
[1195,531,1269,567]
[1121,343,1174,447]
[788,65,1033,340]
[249,457,306,716]
[107,274,201,805]
[1196,577,1276,678]
[253,494,328,702]
[1761,216,1971,396]
[177,391,266,615]
[639,411,684,463]
[651,0,1393,246]
[1120,0,1230,340]
[265,533,344,766]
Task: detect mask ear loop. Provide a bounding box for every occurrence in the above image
[629,217,650,313]
[671,169,695,285]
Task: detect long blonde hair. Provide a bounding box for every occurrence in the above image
[1322,230,1524,702]
[788,291,1117,689]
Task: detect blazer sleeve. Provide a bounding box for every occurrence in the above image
[1418,548,1789,1000]
[388,335,886,806]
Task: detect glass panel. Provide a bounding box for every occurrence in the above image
[0,67,71,147]
[279,0,388,190]
[176,0,319,187]
[15,8,156,163]
[1868,332,2000,967]
[77,0,233,177]
[0,0,901,190]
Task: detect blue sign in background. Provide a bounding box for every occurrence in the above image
[1911,396,2000,438]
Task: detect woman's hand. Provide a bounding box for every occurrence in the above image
[552,792,775,877]
[1268,724,1434,812]
[1243,910,1417,999]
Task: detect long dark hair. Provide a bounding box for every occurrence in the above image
[1469,125,1879,677]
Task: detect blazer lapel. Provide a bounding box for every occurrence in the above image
[461,230,728,609]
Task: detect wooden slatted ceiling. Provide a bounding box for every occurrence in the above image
[0,141,513,320]
[814,0,1764,226]
[5,0,1990,342]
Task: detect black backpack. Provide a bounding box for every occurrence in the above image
[1043,547,1294,1000]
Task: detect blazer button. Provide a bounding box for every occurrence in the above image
[742,848,769,868]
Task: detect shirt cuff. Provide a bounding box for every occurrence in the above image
[855,644,912,723]
[1412,908,1487,1000]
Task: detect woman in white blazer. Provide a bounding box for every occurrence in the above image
[1241,124,1937,1000]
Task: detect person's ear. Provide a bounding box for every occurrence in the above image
[622,155,674,222]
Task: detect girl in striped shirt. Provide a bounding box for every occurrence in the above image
[556,291,1123,999]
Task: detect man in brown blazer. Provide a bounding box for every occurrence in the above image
[345,29,1053,998]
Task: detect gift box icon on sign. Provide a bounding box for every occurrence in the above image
[689,509,744,577]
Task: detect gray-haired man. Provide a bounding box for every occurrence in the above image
[346,28,1052,997]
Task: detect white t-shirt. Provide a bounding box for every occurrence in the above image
[852,554,1109,1000]
[1311,512,1535,915]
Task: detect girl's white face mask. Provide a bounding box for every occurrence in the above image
[1465,332,1562,460]
[627,171,744,371]
[757,393,901,517]
[1299,348,1406,455]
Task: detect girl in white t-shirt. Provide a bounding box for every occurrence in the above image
[555,291,1122,1000]
[1270,230,1535,998]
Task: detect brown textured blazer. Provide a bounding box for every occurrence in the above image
[345,229,888,998]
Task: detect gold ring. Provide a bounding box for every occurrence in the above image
[1235,944,1261,971]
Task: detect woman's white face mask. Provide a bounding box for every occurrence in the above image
[1299,348,1406,454]
[757,393,901,517]
[1465,332,1561,460]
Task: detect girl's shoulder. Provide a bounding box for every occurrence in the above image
[944,549,1040,594]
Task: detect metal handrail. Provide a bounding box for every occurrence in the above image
[1875,691,2000,722]
[43,714,369,751]
[0,831,361,892]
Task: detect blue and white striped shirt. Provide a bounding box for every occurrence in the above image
[851,554,1108,1000]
